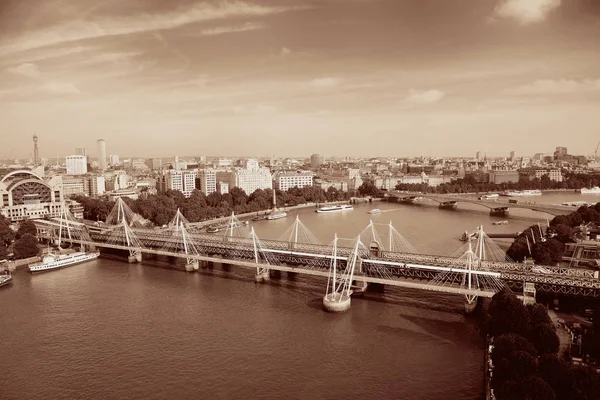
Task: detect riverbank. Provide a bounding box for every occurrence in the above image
[187,198,380,229]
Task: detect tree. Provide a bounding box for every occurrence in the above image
[13,233,40,259]
[16,219,37,239]
[528,323,560,355]
[488,289,531,337]
[0,243,8,259]
[0,215,14,247]
[526,304,552,326]
[492,333,538,361]
[492,350,538,391]
[538,354,574,400]
[549,224,574,243]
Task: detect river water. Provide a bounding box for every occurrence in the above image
[1,192,597,400]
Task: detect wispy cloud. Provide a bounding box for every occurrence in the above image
[506,78,600,94]
[280,47,292,57]
[1,2,307,55]
[42,81,80,94]
[309,77,341,88]
[494,0,561,24]
[7,63,40,78]
[200,21,265,36]
[403,89,445,105]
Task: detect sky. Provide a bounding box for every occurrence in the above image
[0,0,599,160]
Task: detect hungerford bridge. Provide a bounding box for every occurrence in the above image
[33,199,600,312]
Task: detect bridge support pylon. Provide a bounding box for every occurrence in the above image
[323,235,362,313]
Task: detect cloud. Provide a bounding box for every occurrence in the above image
[1,2,307,55]
[280,47,292,56]
[7,63,40,78]
[506,78,600,94]
[200,22,265,36]
[309,77,341,88]
[494,0,561,24]
[42,82,80,94]
[403,89,445,105]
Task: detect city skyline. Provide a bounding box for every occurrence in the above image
[0,0,599,158]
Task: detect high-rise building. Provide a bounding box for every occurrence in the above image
[476,151,481,161]
[109,155,120,166]
[97,139,107,170]
[65,155,88,175]
[509,151,515,161]
[232,159,272,194]
[310,154,325,168]
[75,147,86,156]
[160,169,198,197]
[33,135,39,165]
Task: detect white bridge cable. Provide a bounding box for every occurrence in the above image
[359,220,418,254]
[160,209,203,257]
[222,212,251,239]
[325,236,367,300]
[277,216,320,245]
[57,203,96,251]
[105,198,150,228]
[428,241,506,294]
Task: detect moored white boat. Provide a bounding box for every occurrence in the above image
[267,211,287,220]
[0,273,12,287]
[580,187,600,194]
[368,209,383,214]
[316,205,354,213]
[28,251,100,273]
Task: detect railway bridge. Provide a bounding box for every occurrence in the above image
[32,199,600,312]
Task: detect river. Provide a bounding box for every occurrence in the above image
[1,192,597,400]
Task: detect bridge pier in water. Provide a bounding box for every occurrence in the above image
[490,207,509,217]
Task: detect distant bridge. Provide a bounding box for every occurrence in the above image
[390,192,575,216]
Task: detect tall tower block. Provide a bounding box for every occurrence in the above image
[97,139,107,170]
[33,134,39,165]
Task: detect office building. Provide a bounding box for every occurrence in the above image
[160,169,198,197]
[273,171,314,192]
[66,155,88,175]
[97,139,107,170]
[109,155,120,166]
[199,169,217,195]
[233,159,272,195]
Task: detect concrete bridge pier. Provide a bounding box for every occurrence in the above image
[185,260,199,272]
[351,280,368,296]
[464,296,478,314]
[127,251,142,263]
[254,269,271,283]
[490,207,509,217]
[323,293,351,312]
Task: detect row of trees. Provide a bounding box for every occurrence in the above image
[506,202,600,264]
[74,185,357,227]
[481,289,600,399]
[395,173,600,195]
[0,216,41,260]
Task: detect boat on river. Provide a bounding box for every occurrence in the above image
[29,251,99,274]
[0,272,12,288]
[316,205,354,213]
[368,209,383,214]
[492,220,509,225]
[580,187,600,194]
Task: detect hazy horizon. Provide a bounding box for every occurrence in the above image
[1,0,598,159]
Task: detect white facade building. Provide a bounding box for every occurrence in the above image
[199,169,217,195]
[66,155,88,175]
[273,171,314,191]
[233,159,272,195]
[97,139,107,170]
[163,169,198,197]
